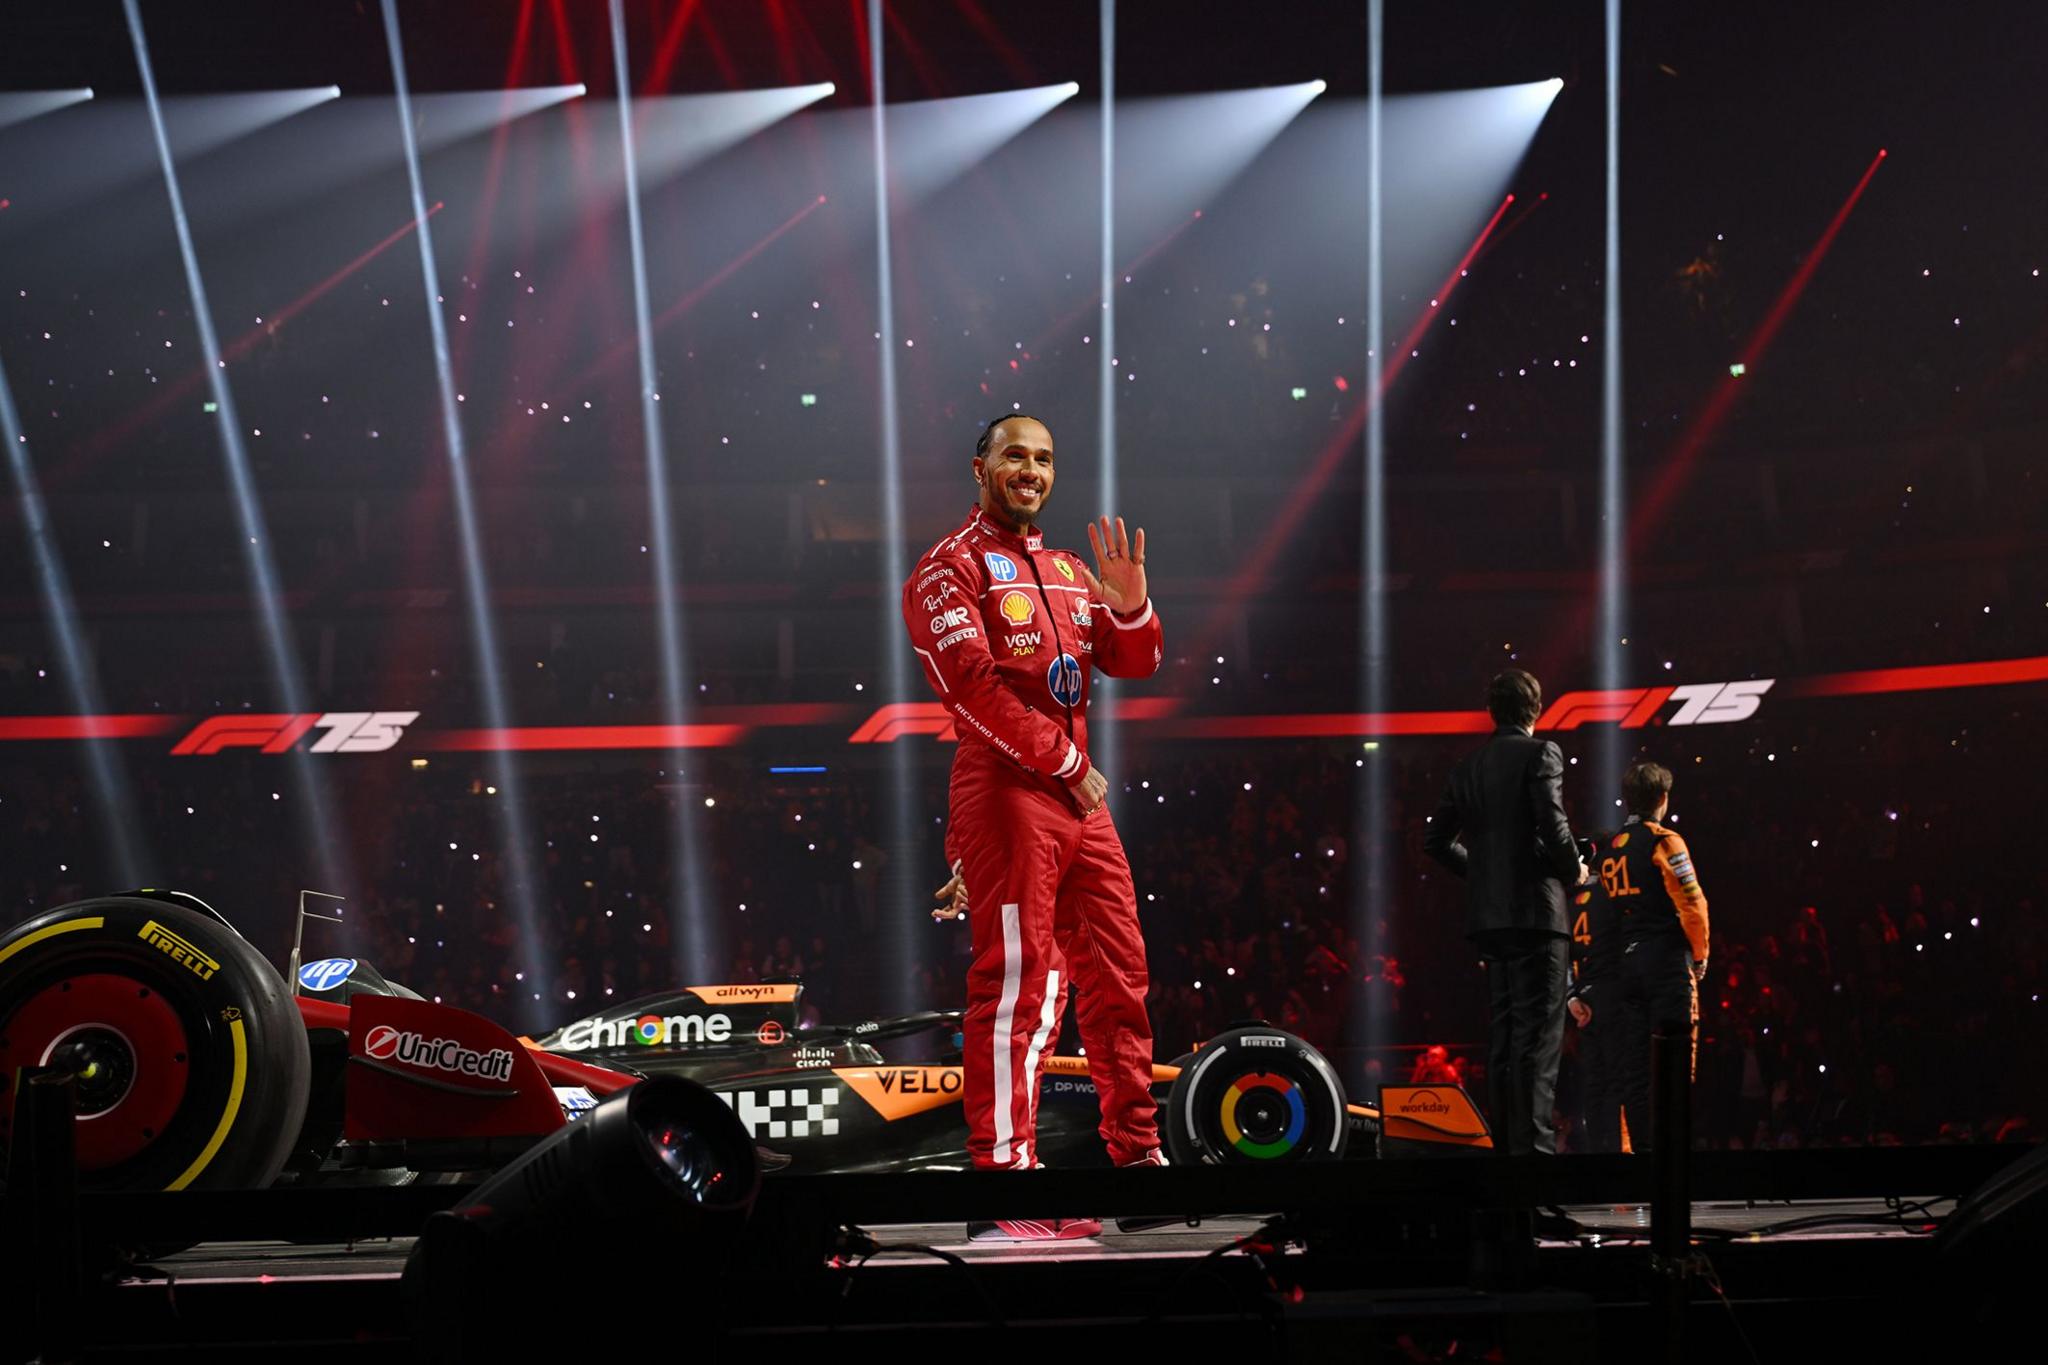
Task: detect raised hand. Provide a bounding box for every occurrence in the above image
[1083,515,1147,615]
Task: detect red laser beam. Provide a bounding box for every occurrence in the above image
[562,192,831,393]
[645,0,704,95]
[37,204,443,499]
[0,716,183,741]
[450,0,537,376]
[1186,194,1517,661]
[425,724,747,752]
[951,0,1038,85]
[1628,150,1887,555]
[1785,653,2048,698]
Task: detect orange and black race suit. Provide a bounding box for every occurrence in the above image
[1587,817,1710,1152]
[1568,867,1625,1153]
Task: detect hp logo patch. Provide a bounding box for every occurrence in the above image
[1046,653,1083,706]
[984,551,1019,583]
[298,957,358,992]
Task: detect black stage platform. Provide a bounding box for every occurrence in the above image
[11,1146,2029,1364]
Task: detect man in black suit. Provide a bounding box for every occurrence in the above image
[1424,669,1590,1155]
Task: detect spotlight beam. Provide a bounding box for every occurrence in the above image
[1351,0,1392,1057]
[1093,0,1122,781]
[1364,33,1388,752]
[610,0,716,980]
[381,0,549,1019]
[870,0,918,1012]
[122,0,346,895]
[1596,0,1626,813]
[0,350,151,883]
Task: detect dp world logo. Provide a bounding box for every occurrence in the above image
[1046,653,1083,706]
[298,957,358,992]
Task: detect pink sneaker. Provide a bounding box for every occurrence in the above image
[965,1217,1104,1242]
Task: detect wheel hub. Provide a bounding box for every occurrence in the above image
[0,972,192,1169]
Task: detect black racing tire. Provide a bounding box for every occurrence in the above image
[1163,1025,1349,1165]
[0,896,310,1191]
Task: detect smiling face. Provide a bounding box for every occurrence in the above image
[974,416,1055,532]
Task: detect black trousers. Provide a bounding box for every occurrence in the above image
[1612,936,1699,1153]
[1576,1017,1625,1154]
[1474,930,1570,1156]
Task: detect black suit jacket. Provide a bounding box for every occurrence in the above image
[1424,727,1584,940]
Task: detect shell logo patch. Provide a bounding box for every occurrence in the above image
[1055,558,1076,583]
[998,590,1036,625]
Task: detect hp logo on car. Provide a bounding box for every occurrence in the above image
[298,957,358,992]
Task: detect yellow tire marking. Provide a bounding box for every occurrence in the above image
[0,916,107,969]
[168,1018,247,1190]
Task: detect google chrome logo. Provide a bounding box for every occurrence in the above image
[632,1014,666,1045]
[1219,1071,1306,1159]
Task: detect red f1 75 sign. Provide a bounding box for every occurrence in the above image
[171,711,420,756]
[1535,681,1773,731]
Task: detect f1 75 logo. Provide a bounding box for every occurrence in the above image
[1537,681,1773,731]
[171,711,420,756]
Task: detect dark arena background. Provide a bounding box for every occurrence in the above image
[2,1,2046,1360]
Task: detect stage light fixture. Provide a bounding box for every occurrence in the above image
[404,1077,758,1348]
[1310,79,1329,95]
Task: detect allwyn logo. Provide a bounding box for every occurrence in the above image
[138,920,219,981]
[691,983,794,1002]
[362,1025,514,1082]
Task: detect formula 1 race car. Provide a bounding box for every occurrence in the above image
[0,891,1491,1194]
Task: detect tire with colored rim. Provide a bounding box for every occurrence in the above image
[0,896,310,1191]
[1163,1025,1349,1165]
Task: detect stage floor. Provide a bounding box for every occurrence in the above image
[123,1197,1946,1287]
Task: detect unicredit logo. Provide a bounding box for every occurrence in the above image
[363,1024,515,1082]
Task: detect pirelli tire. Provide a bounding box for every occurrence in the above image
[0,896,310,1192]
[1163,1025,1350,1165]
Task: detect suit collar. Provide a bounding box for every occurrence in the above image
[968,505,1044,553]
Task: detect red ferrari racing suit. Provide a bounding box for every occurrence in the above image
[903,507,1165,1168]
